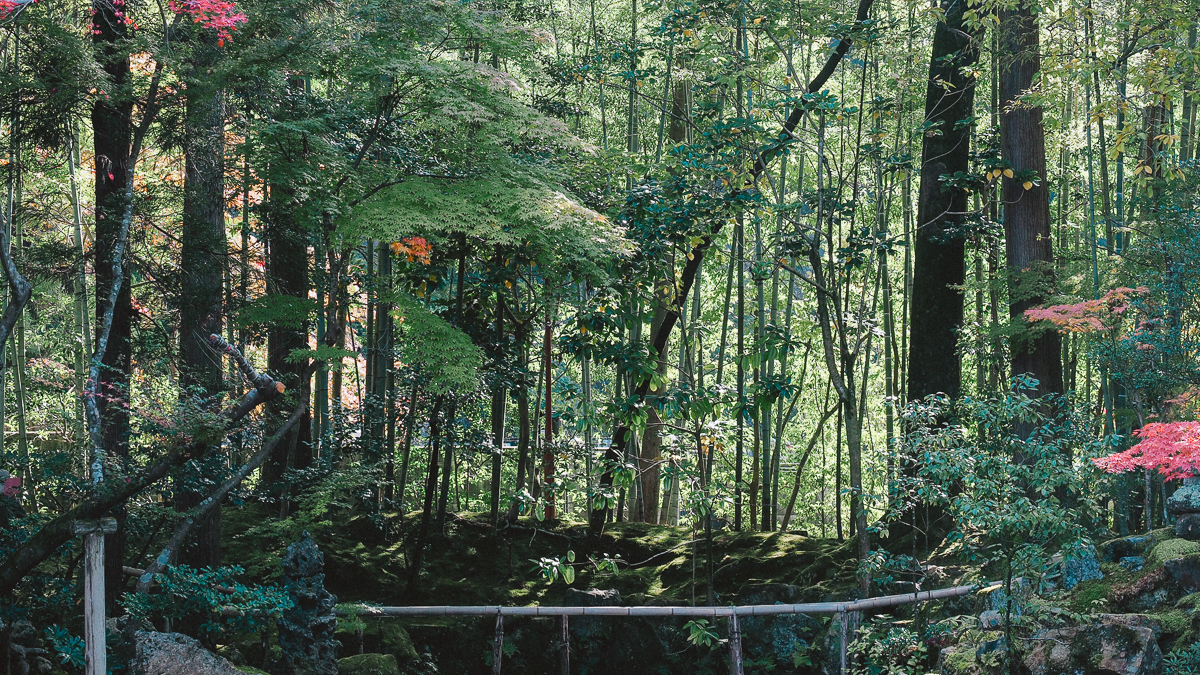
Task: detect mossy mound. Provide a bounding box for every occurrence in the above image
[1150,538,1200,563]
[234,668,270,675]
[338,653,400,675]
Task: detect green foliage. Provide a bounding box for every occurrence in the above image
[683,619,721,648]
[1167,642,1200,675]
[890,379,1104,587]
[393,293,482,395]
[531,549,576,584]
[123,565,291,637]
[43,625,85,670]
[236,295,318,330]
[849,616,926,675]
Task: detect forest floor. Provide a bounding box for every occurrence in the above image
[221,503,863,607]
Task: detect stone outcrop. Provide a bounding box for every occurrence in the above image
[1165,553,1200,593]
[1022,621,1162,675]
[130,632,242,675]
[278,531,339,675]
[737,584,821,668]
[1170,479,1200,540]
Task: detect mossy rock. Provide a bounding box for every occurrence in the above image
[1150,538,1200,563]
[379,622,419,665]
[234,668,271,675]
[338,653,400,675]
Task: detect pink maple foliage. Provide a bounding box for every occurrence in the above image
[1024,286,1149,333]
[169,0,248,45]
[1092,421,1200,479]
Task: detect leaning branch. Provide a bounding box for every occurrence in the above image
[135,402,307,593]
[0,329,289,596]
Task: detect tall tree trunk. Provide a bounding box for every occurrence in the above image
[999,0,1063,400]
[907,0,979,403]
[262,185,312,491]
[896,0,979,546]
[92,0,135,609]
[177,34,226,568]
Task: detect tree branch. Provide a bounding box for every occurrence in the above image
[135,402,307,593]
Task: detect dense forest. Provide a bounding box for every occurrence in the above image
[0,0,1197,671]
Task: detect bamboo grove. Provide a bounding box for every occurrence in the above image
[0,0,1195,606]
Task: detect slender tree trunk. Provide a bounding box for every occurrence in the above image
[408,396,443,599]
[490,293,506,525]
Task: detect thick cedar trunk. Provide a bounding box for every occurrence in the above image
[906,0,979,403]
[999,2,1062,400]
[178,36,226,569]
[895,0,980,548]
[92,0,134,609]
[262,185,312,488]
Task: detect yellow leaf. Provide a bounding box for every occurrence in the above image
[1003,169,1014,178]
[1023,181,1033,190]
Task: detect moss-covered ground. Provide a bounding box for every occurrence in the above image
[221,503,861,607]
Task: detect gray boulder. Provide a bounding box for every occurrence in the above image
[1120,556,1146,572]
[1021,623,1162,675]
[1177,513,1200,540]
[1165,554,1200,592]
[565,587,622,641]
[278,531,339,675]
[1168,485,1200,515]
[1101,534,1158,562]
[130,632,242,675]
[738,584,820,666]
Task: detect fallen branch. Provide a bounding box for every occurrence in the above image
[208,334,285,424]
[135,402,307,593]
[0,338,297,596]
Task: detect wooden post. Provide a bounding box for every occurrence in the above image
[838,610,848,675]
[559,615,569,675]
[728,613,743,675]
[492,614,504,675]
[74,518,117,675]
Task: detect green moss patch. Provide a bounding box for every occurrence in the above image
[1150,539,1200,563]
[338,653,400,675]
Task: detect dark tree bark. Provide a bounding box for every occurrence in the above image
[177,34,226,569]
[895,0,980,549]
[906,0,980,403]
[999,1,1062,399]
[489,292,506,525]
[262,185,313,489]
[408,396,443,599]
[92,0,135,609]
